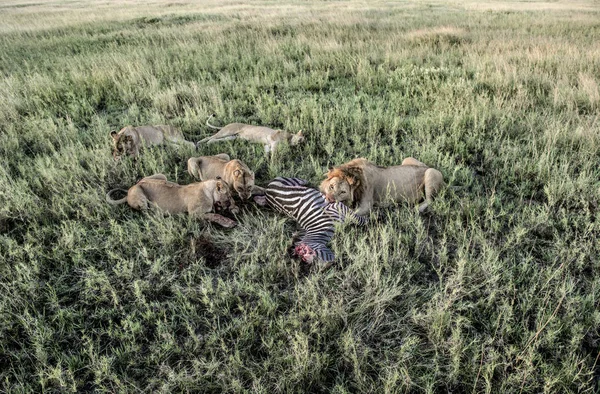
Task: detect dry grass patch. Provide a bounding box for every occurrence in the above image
[578,72,600,110]
[406,26,468,46]
[461,0,599,12]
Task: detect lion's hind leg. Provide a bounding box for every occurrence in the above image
[206,135,237,144]
[418,168,444,213]
[402,157,428,167]
[187,157,204,180]
[166,136,196,150]
[214,153,231,161]
[199,129,239,145]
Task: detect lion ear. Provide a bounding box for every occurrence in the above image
[297,130,303,136]
[110,130,118,140]
[233,169,242,178]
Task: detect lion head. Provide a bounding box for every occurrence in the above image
[290,130,304,146]
[110,130,134,160]
[212,178,235,211]
[226,160,255,200]
[319,165,364,207]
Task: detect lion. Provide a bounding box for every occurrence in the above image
[187,154,263,200]
[320,157,444,215]
[110,125,196,160]
[197,114,305,155]
[105,174,238,228]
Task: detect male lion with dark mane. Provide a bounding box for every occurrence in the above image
[320,157,444,215]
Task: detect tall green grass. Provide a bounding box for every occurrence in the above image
[1,0,599,392]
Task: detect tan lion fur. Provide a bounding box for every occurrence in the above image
[198,114,304,155]
[187,154,263,200]
[105,174,238,228]
[110,125,196,160]
[320,157,444,215]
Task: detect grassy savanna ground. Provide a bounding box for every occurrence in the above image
[1,0,600,392]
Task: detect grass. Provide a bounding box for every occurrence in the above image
[1,0,599,392]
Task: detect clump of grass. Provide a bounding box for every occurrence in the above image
[406,26,468,47]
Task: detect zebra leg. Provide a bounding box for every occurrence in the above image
[253,195,267,206]
[250,185,266,196]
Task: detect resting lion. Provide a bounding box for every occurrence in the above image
[105,174,238,228]
[187,154,263,200]
[110,125,196,160]
[197,114,304,155]
[320,157,444,215]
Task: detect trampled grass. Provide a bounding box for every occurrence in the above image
[1,0,599,392]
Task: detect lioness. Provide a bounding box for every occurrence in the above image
[197,114,305,154]
[110,125,196,160]
[187,154,263,200]
[320,157,444,215]
[105,174,238,227]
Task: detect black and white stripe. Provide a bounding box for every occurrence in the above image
[265,177,367,263]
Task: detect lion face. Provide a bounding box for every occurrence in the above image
[320,166,363,206]
[231,169,255,200]
[290,131,304,146]
[111,131,134,160]
[320,176,354,204]
[212,179,235,211]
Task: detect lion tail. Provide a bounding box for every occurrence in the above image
[106,189,129,205]
[206,113,222,130]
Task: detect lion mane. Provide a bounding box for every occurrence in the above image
[324,161,368,206]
